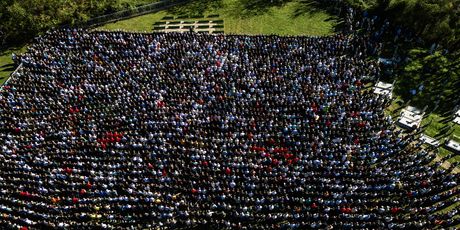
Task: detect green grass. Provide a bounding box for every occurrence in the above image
[451,124,460,142]
[98,0,337,36]
[422,114,447,138]
[446,155,460,164]
[384,96,404,117]
[98,11,168,32]
[438,147,451,159]
[422,114,460,165]
[421,113,460,142]
[0,46,28,85]
[438,147,460,165]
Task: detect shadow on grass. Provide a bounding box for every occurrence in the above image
[221,0,293,19]
[395,78,460,115]
[434,126,451,138]
[0,46,26,56]
[167,0,223,16]
[236,0,293,18]
[1,66,15,72]
[0,63,14,69]
[440,116,454,124]
[394,51,460,115]
[292,0,323,17]
[291,0,344,32]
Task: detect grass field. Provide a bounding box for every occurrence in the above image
[0,46,28,85]
[0,53,14,85]
[421,113,460,142]
[98,0,338,36]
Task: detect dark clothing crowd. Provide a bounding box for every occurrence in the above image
[0,28,458,229]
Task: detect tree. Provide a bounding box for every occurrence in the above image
[0,0,137,48]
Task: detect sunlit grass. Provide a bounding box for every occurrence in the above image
[0,46,28,85]
[98,0,337,36]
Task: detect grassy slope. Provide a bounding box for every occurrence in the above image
[0,53,13,85]
[98,11,168,32]
[0,46,28,85]
[98,0,337,36]
[219,0,336,36]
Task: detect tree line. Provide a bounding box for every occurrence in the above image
[0,0,153,48]
[349,0,459,50]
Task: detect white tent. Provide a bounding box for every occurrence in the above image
[397,106,424,130]
[420,134,440,147]
[445,139,460,154]
[454,109,460,125]
[373,81,393,98]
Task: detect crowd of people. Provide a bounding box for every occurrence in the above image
[0,21,458,229]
